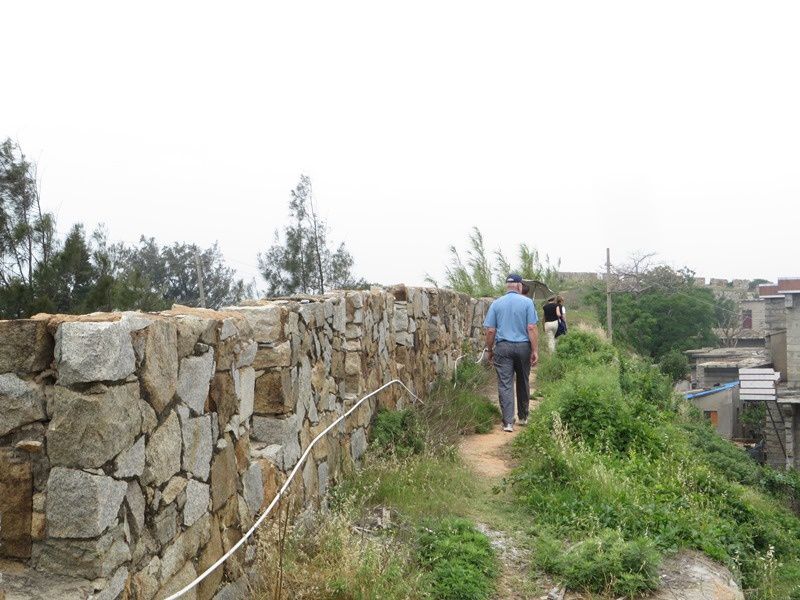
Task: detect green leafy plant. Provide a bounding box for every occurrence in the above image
[741,402,766,439]
[659,349,690,383]
[430,226,560,296]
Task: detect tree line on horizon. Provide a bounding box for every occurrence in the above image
[0,139,365,319]
[437,227,765,377]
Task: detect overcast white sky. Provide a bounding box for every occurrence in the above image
[2,1,798,290]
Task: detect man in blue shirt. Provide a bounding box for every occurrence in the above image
[483,273,539,432]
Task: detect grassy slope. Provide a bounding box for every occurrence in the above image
[513,329,800,599]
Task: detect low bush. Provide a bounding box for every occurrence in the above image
[450,389,500,434]
[658,349,690,382]
[556,529,660,597]
[620,353,676,410]
[453,354,487,389]
[555,329,618,367]
[256,503,426,600]
[537,329,619,386]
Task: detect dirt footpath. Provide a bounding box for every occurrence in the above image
[459,370,536,479]
[459,424,520,478]
[458,370,541,600]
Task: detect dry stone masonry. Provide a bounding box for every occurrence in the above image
[0,285,489,599]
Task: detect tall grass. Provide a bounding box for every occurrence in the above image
[256,358,500,600]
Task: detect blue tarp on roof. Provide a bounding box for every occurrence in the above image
[684,380,739,400]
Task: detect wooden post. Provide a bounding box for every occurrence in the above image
[606,248,613,342]
[194,249,206,308]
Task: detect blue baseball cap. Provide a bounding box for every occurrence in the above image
[506,273,522,283]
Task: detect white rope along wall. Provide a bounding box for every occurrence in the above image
[164,378,422,600]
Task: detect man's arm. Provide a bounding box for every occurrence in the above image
[485,327,496,364]
[483,302,497,364]
[527,323,539,366]
[527,300,539,366]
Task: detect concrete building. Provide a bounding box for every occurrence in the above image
[686,383,743,440]
[759,282,789,334]
[758,279,800,386]
[685,347,771,389]
[736,298,767,347]
[683,347,770,444]
[741,298,767,333]
[755,279,800,468]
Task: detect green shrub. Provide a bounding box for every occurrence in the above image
[425,380,500,439]
[550,367,631,451]
[680,420,761,486]
[556,530,660,597]
[538,366,665,456]
[555,330,617,366]
[418,517,497,600]
[454,390,500,434]
[371,409,425,457]
[535,351,566,385]
[620,353,676,410]
[741,402,766,438]
[658,349,690,383]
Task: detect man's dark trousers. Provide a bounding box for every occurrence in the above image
[493,340,531,426]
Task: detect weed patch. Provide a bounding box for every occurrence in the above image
[422,358,499,442]
[371,409,425,457]
[533,529,660,598]
[418,517,498,600]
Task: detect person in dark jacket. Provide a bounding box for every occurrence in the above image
[542,296,562,352]
[555,295,568,338]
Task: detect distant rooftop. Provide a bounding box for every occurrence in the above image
[758,278,800,298]
[685,346,771,369]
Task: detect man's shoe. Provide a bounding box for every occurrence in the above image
[519,418,528,426]
[503,423,513,433]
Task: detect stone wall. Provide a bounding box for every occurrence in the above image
[0,286,490,599]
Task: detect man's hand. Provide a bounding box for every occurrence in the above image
[484,329,496,366]
[530,349,539,367]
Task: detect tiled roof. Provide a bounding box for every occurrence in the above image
[758,284,780,297]
[778,278,800,293]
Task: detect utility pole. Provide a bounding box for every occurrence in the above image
[606,247,613,342]
[194,249,206,308]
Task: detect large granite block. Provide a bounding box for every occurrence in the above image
[46,467,127,538]
[55,320,136,384]
[47,383,142,469]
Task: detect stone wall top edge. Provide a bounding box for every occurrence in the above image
[0,285,493,326]
[2,305,250,329]
[226,285,492,309]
